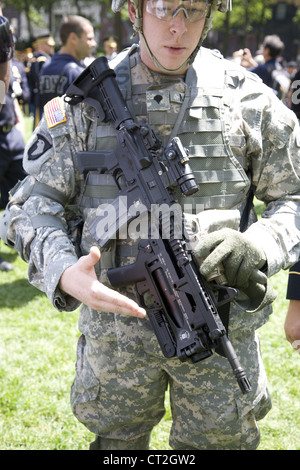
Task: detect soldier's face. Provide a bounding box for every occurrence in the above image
[129,0,205,74]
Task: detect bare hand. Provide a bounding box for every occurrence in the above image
[59,246,146,318]
[284,300,300,351]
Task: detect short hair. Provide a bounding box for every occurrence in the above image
[262,35,285,59]
[59,15,93,45]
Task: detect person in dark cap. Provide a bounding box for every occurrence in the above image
[249,34,285,88]
[241,35,290,101]
[0,10,20,271]
[26,33,55,128]
[103,35,118,60]
[286,61,297,79]
[0,14,14,109]
[0,36,30,217]
[0,21,27,212]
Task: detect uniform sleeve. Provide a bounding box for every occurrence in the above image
[6,98,97,310]
[240,79,300,277]
[287,261,300,300]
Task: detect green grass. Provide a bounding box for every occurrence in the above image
[258,269,300,450]
[0,118,299,449]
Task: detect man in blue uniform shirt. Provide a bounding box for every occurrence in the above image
[39,15,96,115]
[0,12,25,271]
[0,76,26,210]
[249,34,285,89]
[0,52,30,214]
[26,33,55,128]
[0,14,14,107]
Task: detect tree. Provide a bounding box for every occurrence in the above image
[3,0,129,50]
[211,0,273,56]
[3,0,62,37]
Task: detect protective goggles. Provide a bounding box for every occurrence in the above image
[145,0,208,22]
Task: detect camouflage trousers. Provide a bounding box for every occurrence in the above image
[70,315,271,450]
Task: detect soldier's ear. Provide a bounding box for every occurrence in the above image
[68,31,80,46]
[128,1,136,22]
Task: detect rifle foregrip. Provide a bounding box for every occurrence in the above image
[108,263,145,288]
[147,310,176,358]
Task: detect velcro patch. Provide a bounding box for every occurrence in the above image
[44,97,67,128]
[28,133,52,160]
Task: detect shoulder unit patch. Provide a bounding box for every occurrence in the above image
[44,97,67,128]
[28,133,52,160]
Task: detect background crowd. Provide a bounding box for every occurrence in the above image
[0,12,117,271]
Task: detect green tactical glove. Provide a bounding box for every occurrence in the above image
[194,228,277,312]
[195,228,267,288]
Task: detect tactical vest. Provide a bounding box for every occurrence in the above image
[80,46,250,217]
[77,46,254,275]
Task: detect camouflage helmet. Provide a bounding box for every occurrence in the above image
[111,0,231,72]
[112,0,231,15]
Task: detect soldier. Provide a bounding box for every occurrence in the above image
[0,14,14,108]
[11,56,31,108]
[0,22,27,212]
[26,33,55,128]
[0,68,26,209]
[103,35,118,60]
[1,0,300,450]
[0,12,16,271]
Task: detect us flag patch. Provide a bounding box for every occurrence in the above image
[44,97,67,128]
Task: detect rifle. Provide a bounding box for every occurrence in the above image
[65,56,251,394]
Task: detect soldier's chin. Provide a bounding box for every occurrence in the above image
[154,56,189,75]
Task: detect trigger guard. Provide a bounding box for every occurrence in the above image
[135,280,162,310]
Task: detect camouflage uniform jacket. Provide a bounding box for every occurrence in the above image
[2,46,300,340]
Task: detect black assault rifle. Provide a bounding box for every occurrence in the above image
[65,56,251,394]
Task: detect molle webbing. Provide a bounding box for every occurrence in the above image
[172,49,249,212]
[80,173,119,209]
[31,181,68,205]
[30,181,68,231]
[81,47,250,214]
